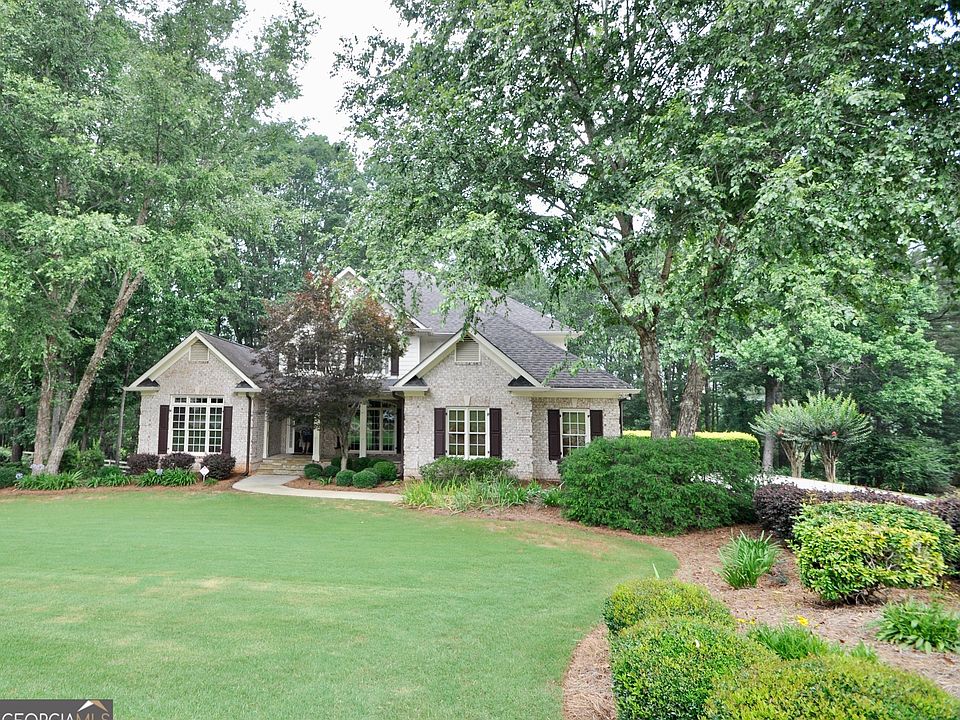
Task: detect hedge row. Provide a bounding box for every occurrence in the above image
[605,578,960,720]
[562,435,759,534]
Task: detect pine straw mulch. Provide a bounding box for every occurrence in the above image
[431,505,960,719]
[0,475,240,499]
[285,477,402,493]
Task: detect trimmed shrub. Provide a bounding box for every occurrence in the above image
[126,453,160,476]
[304,463,325,480]
[372,460,397,483]
[347,456,378,472]
[752,482,925,540]
[875,599,960,653]
[717,532,780,589]
[794,501,958,567]
[335,469,355,486]
[703,655,960,720]
[612,617,773,720]
[841,434,953,495]
[419,456,516,486]
[0,463,28,489]
[160,452,196,470]
[353,469,379,488]
[793,518,946,602]
[201,453,236,480]
[562,435,758,535]
[16,471,84,491]
[323,463,341,479]
[928,495,960,535]
[603,578,733,635]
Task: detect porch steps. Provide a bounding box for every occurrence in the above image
[256,455,314,475]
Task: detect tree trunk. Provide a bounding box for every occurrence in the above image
[637,329,671,438]
[45,271,145,474]
[677,356,709,437]
[11,404,25,463]
[33,339,56,470]
[761,375,781,471]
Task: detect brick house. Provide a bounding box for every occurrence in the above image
[128,269,636,479]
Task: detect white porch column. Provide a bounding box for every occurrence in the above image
[359,402,368,458]
[312,424,320,462]
[263,408,270,459]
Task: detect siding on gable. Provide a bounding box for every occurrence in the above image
[134,349,261,472]
[398,334,420,377]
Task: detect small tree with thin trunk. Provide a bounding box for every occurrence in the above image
[258,272,401,471]
[803,393,871,483]
[751,400,812,479]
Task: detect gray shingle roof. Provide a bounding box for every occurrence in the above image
[474,314,630,390]
[197,331,266,386]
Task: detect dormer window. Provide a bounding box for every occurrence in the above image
[454,339,480,364]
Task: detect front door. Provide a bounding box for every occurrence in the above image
[286,418,314,456]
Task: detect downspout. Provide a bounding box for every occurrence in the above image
[245,393,252,476]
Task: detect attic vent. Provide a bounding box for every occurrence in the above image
[455,339,480,364]
[189,342,209,363]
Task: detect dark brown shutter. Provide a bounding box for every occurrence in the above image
[390,351,400,377]
[590,409,604,439]
[489,408,502,458]
[434,407,446,458]
[547,409,561,461]
[221,406,233,455]
[158,405,170,454]
[396,406,404,455]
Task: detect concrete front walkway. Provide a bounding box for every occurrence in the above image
[233,473,401,503]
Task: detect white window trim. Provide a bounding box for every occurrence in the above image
[169,395,225,456]
[560,409,591,458]
[446,407,489,459]
[348,401,399,455]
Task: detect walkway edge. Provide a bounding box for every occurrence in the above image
[233,473,401,503]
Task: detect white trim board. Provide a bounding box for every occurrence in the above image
[392,328,540,389]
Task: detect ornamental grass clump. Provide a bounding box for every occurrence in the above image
[875,599,960,653]
[717,532,780,588]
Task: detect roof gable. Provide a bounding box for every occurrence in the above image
[126,331,264,391]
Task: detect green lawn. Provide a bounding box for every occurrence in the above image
[0,491,674,719]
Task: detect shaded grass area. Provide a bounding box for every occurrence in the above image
[0,492,674,719]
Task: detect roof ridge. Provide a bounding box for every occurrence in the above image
[197,330,259,352]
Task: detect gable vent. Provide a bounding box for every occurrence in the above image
[455,339,480,364]
[189,342,209,363]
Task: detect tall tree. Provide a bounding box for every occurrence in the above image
[0,0,315,472]
[259,272,401,470]
[341,0,959,437]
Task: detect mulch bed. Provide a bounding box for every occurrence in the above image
[434,505,960,718]
[285,477,401,494]
[0,476,240,498]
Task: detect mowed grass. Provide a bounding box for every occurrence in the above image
[0,491,674,719]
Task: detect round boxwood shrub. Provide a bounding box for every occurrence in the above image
[703,654,960,720]
[201,453,236,480]
[303,463,324,480]
[612,617,774,720]
[604,578,733,635]
[562,435,758,535]
[353,469,379,488]
[160,452,196,471]
[322,463,340,479]
[126,453,160,476]
[372,460,398,483]
[335,469,355,487]
[347,456,378,472]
